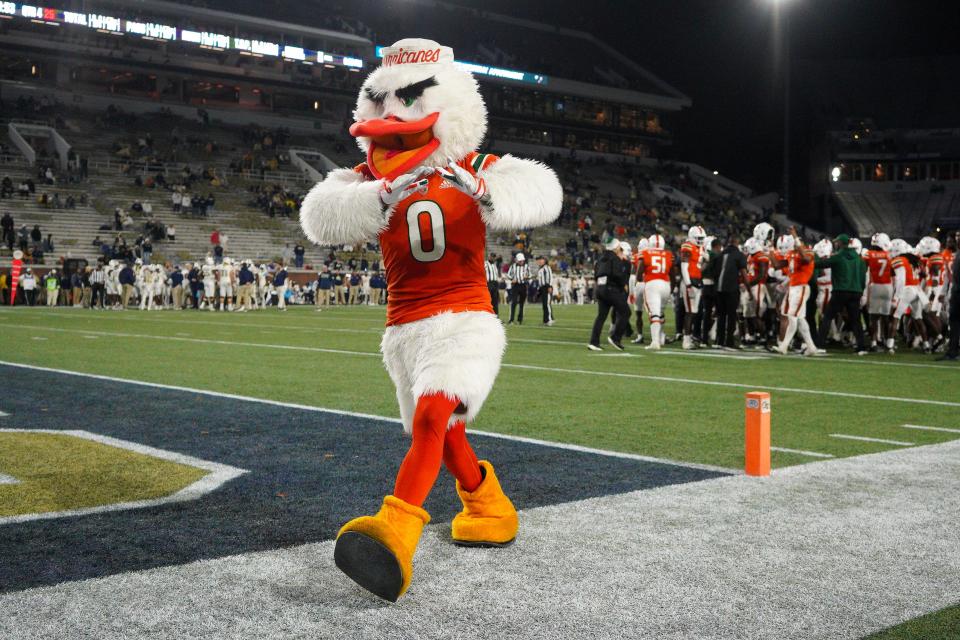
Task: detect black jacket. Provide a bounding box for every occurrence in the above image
[595,251,629,289]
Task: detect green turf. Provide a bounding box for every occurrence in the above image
[0,432,208,516]
[0,304,957,470]
[864,604,960,639]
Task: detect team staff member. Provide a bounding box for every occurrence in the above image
[274,263,289,310]
[589,239,630,351]
[715,236,749,349]
[119,263,136,308]
[536,255,554,325]
[485,253,501,315]
[237,261,255,311]
[507,253,530,325]
[699,237,722,347]
[814,233,867,354]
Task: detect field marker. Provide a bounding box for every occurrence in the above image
[744,392,771,476]
[0,473,17,484]
[770,446,834,459]
[901,424,960,434]
[2,323,959,408]
[829,434,915,446]
[0,360,737,475]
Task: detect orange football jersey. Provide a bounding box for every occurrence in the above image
[942,248,955,286]
[357,152,497,326]
[863,249,893,285]
[680,242,702,279]
[924,253,944,287]
[892,255,920,286]
[747,253,770,284]
[787,249,815,286]
[640,248,673,282]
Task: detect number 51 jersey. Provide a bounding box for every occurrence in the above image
[357,152,498,326]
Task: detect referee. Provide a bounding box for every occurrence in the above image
[536,255,554,325]
[507,253,530,325]
[89,264,106,309]
[485,253,501,315]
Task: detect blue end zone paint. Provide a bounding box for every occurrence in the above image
[0,364,728,592]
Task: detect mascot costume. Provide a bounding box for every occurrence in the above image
[300,38,562,601]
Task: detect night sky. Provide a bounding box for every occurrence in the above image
[444,0,960,193]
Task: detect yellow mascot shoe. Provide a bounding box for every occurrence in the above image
[451,460,519,547]
[334,495,430,602]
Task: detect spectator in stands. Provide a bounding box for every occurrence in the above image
[131,200,143,213]
[220,232,229,252]
[167,224,176,242]
[114,208,123,231]
[1,213,13,250]
[210,228,220,247]
[18,181,29,198]
[171,189,182,213]
[294,243,305,269]
[30,225,42,247]
[142,201,153,216]
[142,239,153,265]
[42,234,54,255]
[0,176,12,198]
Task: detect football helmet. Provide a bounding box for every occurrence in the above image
[687,225,707,247]
[917,236,941,256]
[647,234,665,250]
[813,238,833,259]
[870,232,891,251]
[619,241,631,256]
[888,239,909,258]
[753,222,775,247]
[849,237,863,254]
[636,238,650,252]
[775,234,796,253]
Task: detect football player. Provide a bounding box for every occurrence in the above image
[218,257,236,311]
[741,238,770,347]
[863,232,894,352]
[813,238,841,343]
[890,239,930,352]
[636,233,674,349]
[918,236,945,349]
[630,237,649,344]
[201,256,217,311]
[769,230,822,355]
[679,225,707,349]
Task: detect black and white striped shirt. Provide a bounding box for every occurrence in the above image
[507,263,530,283]
[485,260,500,283]
[89,269,106,285]
[537,265,552,287]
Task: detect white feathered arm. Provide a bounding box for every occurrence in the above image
[299,168,387,246]
[479,154,563,230]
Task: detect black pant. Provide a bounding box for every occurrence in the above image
[488,281,499,315]
[946,303,959,357]
[590,286,629,346]
[541,285,553,324]
[715,290,739,348]
[91,283,105,308]
[699,286,717,344]
[819,290,865,350]
[509,285,526,323]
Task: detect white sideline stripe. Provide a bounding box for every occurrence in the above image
[4,323,959,408]
[0,360,737,473]
[0,429,248,525]
[0,411,8,417]
[0,474,18,484]
[469,429,736,475]
[770,446,834,459]
[829,434,915,446]
[901,424,960,434]
[651,350,770,361]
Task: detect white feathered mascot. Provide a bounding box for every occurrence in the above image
[300,38,562,602]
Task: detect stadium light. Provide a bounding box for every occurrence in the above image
[713,170,719,176]
[831,166,841,182]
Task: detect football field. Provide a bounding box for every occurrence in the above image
[0,303,958,638]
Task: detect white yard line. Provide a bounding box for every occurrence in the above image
[770,446,835,459]
[0,360,735,473]
[4,323,959,408]
[0,474,18,484]
[829,434,915,446]
[0,411,8,417]
[901,424,960,434]
[0,429,247,525]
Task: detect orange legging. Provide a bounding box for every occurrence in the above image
[393,392,483,507]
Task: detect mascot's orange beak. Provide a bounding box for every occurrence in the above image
[350,112,441,181]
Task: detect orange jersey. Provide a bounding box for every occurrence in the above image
[942,249,955,286]
[680,242,702,279]
[357,152,497,326]
[924,253,944,287]
[640,248,673,282]
[787,249,815,286]
[891,255,920,286]
[747,253,770,284]
[863,249,893,285]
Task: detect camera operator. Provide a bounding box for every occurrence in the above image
[589,239,630,351]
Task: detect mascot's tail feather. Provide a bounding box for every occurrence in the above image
[480,154,563,230]
[299,168,388,246]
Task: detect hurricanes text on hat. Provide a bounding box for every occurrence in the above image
[380,39,455,68]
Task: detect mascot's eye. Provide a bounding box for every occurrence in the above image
[402,96,416,108]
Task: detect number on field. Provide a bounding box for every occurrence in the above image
[406,201,446,262]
